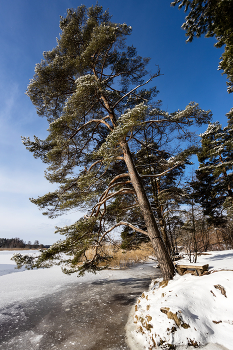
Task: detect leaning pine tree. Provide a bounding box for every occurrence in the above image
[13,5,212,280]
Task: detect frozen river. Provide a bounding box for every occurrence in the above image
[0,250,161,350]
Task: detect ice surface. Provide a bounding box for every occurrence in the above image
[0,252,160,350]
[1,250,233,350]
[0,250,112,309]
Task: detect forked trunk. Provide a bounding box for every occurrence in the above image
[121,142,175,280]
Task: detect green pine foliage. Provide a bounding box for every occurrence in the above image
[192,111,233,223]
[172,0,233,224]
[13,5,211,276]
[171,0,233,93]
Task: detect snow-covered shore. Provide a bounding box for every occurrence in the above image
[1,249,233,349]
[127,250,233,350]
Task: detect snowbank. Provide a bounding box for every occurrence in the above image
[128,250,233,350]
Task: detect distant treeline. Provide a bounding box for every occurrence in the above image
[0,237,49,249]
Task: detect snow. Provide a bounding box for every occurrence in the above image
[0,250,147,349]
[0,250,155,310]
[0,250,120,310]
[1,250,233,349]
[128,250,233,349]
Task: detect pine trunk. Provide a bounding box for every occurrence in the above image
[121,141,175,280]
[149,170,172,255]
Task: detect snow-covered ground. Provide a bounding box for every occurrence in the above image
[1,250,233,349]
[0,250,159,350]
[128,250,233,350]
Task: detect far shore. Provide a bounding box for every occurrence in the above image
[0,248,43,251]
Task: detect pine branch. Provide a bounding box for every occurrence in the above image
[91,188,135,216]
[118,204,139,211]
[113,73,159,109]
[106,84,149,103]
[68,118,113,142]
[87,160,103,172]
[101,221,148,237]
[109,173,131,186]
[99,180,132,203]
[100,47,115,80]
[141,162,183,178]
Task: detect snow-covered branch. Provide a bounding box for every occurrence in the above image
[113,74,159,109]
[141,162,183,178]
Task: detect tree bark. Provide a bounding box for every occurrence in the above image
[96,84,175,280]
[152,179,172,255]
[142,138,173,255]
[120,141,175,280]
[219,154,233,197]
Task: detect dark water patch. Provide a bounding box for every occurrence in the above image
[0,264,161,350]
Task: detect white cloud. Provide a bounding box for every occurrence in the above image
[0,167,83,244]
[0,82,19,121]
[0,196,82,245]
[0,168,56,195]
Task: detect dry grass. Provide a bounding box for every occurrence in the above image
[0,244,156,270]
[84,242,155,269]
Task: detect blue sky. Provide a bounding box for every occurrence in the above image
[0,0,232,244]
